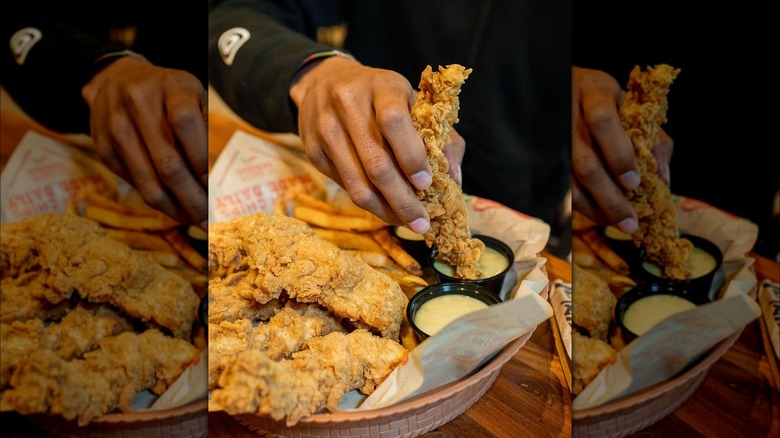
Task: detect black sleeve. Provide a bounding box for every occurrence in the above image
[208,0,346,134]
[0,12,124,134]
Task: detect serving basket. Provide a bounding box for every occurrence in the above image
[572,280,757,438]
[29,397,208,438]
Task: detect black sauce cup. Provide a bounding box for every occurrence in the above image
[406,282,502,341]
[637,234,724,301]
[392,225,430,265]
[428,234,514,299]
[599,225,642,270]
[615,282,711,343]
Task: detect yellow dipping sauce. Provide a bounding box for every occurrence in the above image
[414,294,488,336]
[433,246,509,279]
[642,247,717,279]
[623,294,697,335]
[605,225,632,241]
[395,226,425,241]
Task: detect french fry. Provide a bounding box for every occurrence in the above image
[343,250,388,268]
[312,228,385,253]
[85,192,126,214]
[572,211,597,231]
[572,250,596,268]
[164,229,207,272]
[187,226,208,241]
[104,228,177,253]
[120,191,178,227]
[294,193,337,214]
[400,321,420,351]
[579,228,631,276]
[371,228,423,276]
[293,205,386,231]
[85,205,177,231]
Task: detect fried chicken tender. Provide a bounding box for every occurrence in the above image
[572,264,616,342]
[2,329,199,425]
[572,331,617,395]
[208,212,406,340]
[620,65,692,279]
[411,65,484,280]
[0,213,199,338]
[1,306,132,388]
[208,304,344,388]
[208,271,280,324]
[211,329,408,426]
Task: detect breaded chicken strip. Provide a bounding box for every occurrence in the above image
[572,264,616,342]
[620,65,692,279]
[211,330,407,426]
[208,303,344,388]
[1,306,132,388]
[2,329,199,425]
[208,212,405,340]
[411,65,484,279]
[0,213,198,338]
[572,331,617,395]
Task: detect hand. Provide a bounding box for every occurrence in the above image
[81,56,208,227]
[571,67,673,233]
[290,56,454,233]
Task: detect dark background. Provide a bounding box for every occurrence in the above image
[572,1,778,259]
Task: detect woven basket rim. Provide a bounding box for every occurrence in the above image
[572,326,742,420]
[90,396,207,424]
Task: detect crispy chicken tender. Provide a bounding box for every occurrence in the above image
[0,213,198,338]
[208,212,406,340]
[411,65,484,280]
[572,331,617,395]
[1,306,132,388]
[208,304,344,388]
[620,65,692,279]
[2,329,199,425]
[211,330,408,426]
[572,264,616,342]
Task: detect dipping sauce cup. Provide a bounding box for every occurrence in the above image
[600,225,642,269]
[406,282,502,340]
[616,282,710,343]
[638,234,723,301]
[392,225,430,265]
[428,234,514,299]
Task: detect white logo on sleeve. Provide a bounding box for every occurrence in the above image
[218,27,250,66]
[10,27,42,65]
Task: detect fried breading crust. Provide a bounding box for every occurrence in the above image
[208,304,344,388]
[572,331,617,395]
[211,330,408,426]
[0,213,198,338]
[2,329,199,425]
[620,65,692,279]
[0,306,132,388]
[411,65,485,280]
[208,212,406,340]
[572,264,616,342]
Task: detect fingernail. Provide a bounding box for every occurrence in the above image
[619,171,640,190]
[410,171,432,189]
[616,217,638,234]
[201,174,208,185]
[661,164,671,185]
[407,217,430,234]
[199,220,208,231]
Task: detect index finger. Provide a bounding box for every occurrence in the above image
[373,84,432,190]
[580,74,640,191]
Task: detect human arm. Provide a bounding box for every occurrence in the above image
[2,11,208,226]
[209,0,467,231]
[571,66,673,233]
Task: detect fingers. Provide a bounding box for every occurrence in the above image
[165,76,209,185]
[333,83,429,231]
[124,79,208,226]
[577,69,640,191]
[373,86,432,190]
